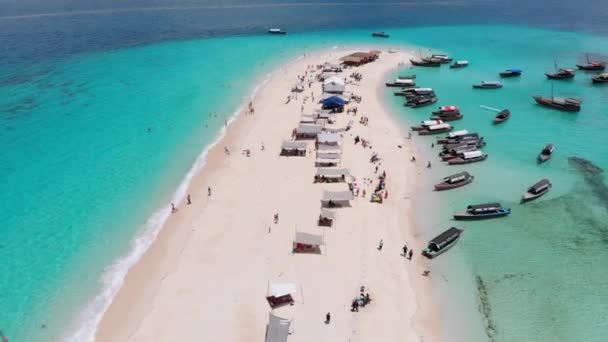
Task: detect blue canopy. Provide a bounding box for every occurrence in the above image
[508,69,522,73]
[322,96,345,109]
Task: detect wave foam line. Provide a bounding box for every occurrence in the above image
[62,71,274,342]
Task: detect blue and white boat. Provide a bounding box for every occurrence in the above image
[453,203,511,220]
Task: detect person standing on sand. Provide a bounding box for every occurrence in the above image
[408,249,413,260]
[171,203,177,213]
[427,161,432,169]
[403,244,408,256]
[187,194,191,205]
[378,239,384,251]
[208,187,211,197]
[325,312,331,324]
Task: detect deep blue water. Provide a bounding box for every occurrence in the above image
[2,0,608,66]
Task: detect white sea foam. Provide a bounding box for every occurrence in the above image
[62,71,274,342]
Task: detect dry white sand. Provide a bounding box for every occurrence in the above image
[95,48,439,342]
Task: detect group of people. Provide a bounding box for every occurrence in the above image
[351,287,372,312]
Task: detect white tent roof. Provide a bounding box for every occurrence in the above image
[395,79,415,85]
[322,190,354,202]
[317,132,341,144]
[317,143,341,152]
[270,283,297,297]
[265,313,291,342]
[297,124,323,135]
[316,167,350,177]
[281,141,307,151]
[320,208,336,220]
[323,76,345,86]
[316,152,341,160]
[294,232,324,246]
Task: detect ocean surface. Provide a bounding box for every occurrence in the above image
[1,1,607,341]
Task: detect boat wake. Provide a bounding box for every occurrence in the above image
[62,71,274,342]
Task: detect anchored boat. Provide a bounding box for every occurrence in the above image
[448,150,488,165]
[434,172,474,191]
[521,179,552,203]
[453,203,511,220]
[422,227,464,259]
[473,81,503,89]
[493,109,511,124]
[538,144,555,163]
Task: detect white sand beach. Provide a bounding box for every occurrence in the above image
[95,48,438,342]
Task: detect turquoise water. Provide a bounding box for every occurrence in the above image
[385,26,608,341]
[1,26,607,341]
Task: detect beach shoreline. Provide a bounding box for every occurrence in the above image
[91,47,439,342]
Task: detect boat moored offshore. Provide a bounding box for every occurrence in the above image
[493,109,511,124]
[538,144,555,163]
[453,203,511,220]
[434,171,474,191]
[592,73,608,83]
[521,179,552,203]
[268,28,287,35]
[473,81,503,89]
[450,60,469,68]
[372,32,390,38]
[418,123,452,135]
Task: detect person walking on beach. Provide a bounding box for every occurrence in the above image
[427,161,432,169]
[325,312,331,324]
[378,239,384,251]
[208,186,212,197]
[411,156,416,162]
[187,194,192,205]
[171,203,177,213]
[431,143,434,148]
[274,213,279,224]
[402,244,408,257]
[408,249,413,260]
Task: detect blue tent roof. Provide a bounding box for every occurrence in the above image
[322,96,345,108]
[507,69,522,73]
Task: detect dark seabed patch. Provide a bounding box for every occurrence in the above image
[476,275,497,342]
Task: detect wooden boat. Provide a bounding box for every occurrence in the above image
[422,227,464,259]
[499,69,522,78]
[430,113,463,121]
[576,54,606,71]
[453,203,511,220]
[411,120,444,131]
[424,54,453,63]
[432,105,460,115]
[434,172,474,191]
[521,179,552,203]
[442,140,485,152]
[450,60,469,69]
[437,132,480,144]
[407,96,438,108]
[473,81,503,89]
[372,32,389,38]
[410,59,441,67]
[546,68,576,79]
[447,150,488,165]
[397,75,416,80]
[493,109,511,124]
[386,79,416,87]
[592,73,608,83]
[538,144,555,163]
[394,87,433,96]
[440,145,480,161]
[418,123,452,135]
[546,61,575,79]
[533,95,581,112]
[404,91,436,100]
[268,28,287,35]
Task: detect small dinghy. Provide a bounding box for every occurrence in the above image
[493,109,511,124]
[538,144,555,163]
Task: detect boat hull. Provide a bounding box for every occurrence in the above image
[410,59,441,67]
[473,84,503,89]
[430,115,463,121]
[499,73,521,78]
[577,64,606,71]
[453,209,510,220]
[419,127,452,135]
[533,97,581,112]
[521,187,550,202]
[434,177,474,191]
[545,73,574,80]
[448,154,488,165]
[422,231,463,259]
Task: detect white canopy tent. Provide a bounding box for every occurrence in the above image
[317,132,341,145]
[315,167,351,178]
[265,313,292,342]
[321,190,355,202]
